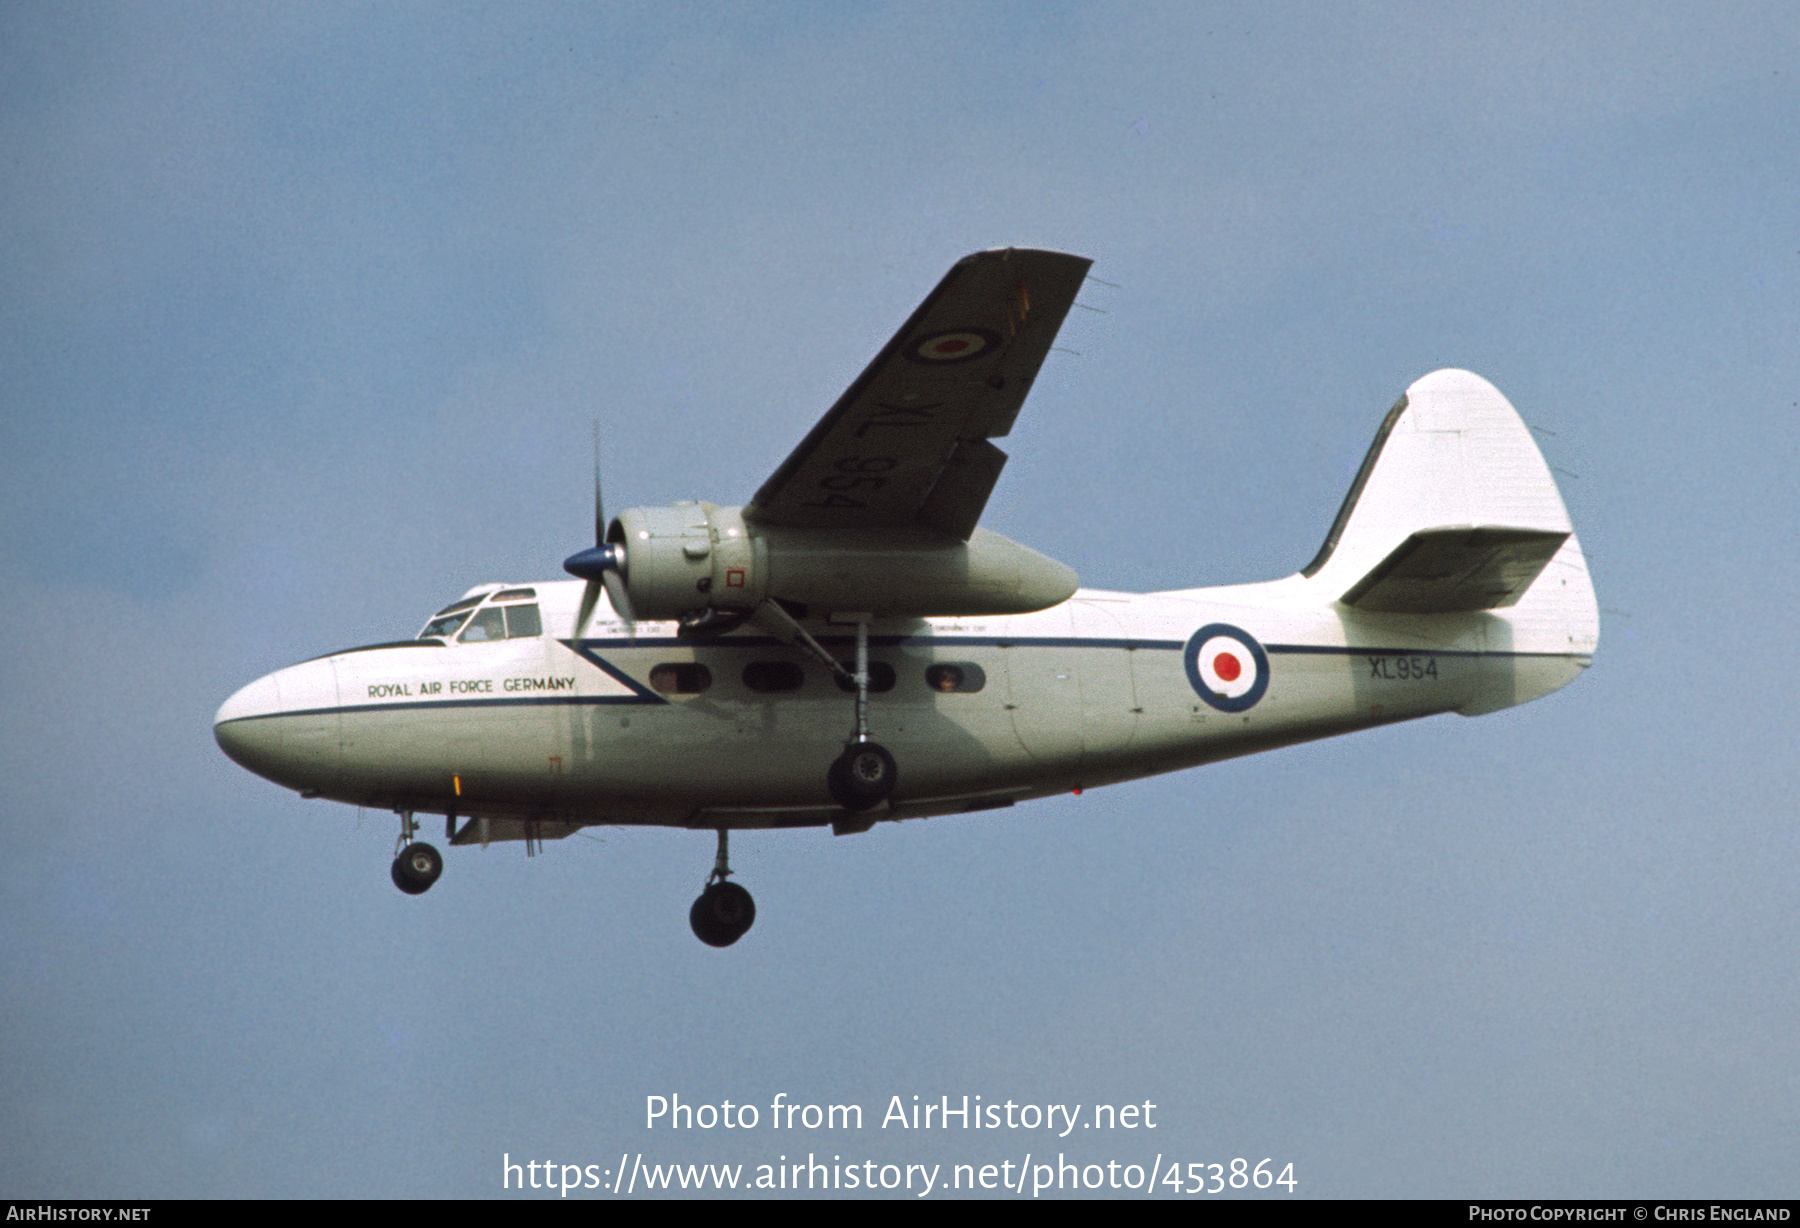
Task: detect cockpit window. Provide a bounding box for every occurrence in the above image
[504,604,542,638]
[458,607,507,643]
[420,597,544,643]
[433,595,484,617]
[492,587,537,602]
[420,609,473,640]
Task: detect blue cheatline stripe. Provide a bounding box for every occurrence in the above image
[1263,644,1581,659]
[220,638,1587,724]
[565,633,1576,659]
[564,634,1189,652]
[218,693,666,724]
[559,642,669,702]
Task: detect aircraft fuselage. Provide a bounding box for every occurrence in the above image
[214,576,1585,836]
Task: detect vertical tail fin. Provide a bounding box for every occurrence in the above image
[1304,370,1599,703]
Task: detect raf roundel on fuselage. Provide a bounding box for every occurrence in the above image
[1184,624,1270,713]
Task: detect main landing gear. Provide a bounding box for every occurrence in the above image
[829,615,898,811]
[829,741,898,810]
[390,809,444,895]
[752,602,900,814]
[690,828,755,947]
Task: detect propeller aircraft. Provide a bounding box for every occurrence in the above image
[215,248,1599,947]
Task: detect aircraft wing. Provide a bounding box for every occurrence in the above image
[744,248,1092,540]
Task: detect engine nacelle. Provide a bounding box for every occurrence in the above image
[608,503,1075,622]
[609,503,767,621]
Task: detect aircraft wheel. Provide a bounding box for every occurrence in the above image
[690,881,755,947]
[828,742,897,811]
[391,842,443,895]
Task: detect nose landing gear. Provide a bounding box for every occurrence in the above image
[690,828,756,947]
[691,882,756,947]
[389,810,444,895]
[391,842,443,894]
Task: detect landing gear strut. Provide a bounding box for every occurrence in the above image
[753,603,899,813]
[390,810,444,895]
[690,828,755,947]
[829,615,897,811]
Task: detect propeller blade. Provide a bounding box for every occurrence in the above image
[602,569,636,641]
[592,421,606,547]
[567,420,632,640]
[573,578,602,641]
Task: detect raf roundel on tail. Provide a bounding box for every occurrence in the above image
[214,249,1597,948]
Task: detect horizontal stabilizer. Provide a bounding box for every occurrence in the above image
[1340,526,1570,613]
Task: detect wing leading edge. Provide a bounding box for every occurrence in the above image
[745,248,1092,539]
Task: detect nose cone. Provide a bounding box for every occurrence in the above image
[214,673,288,778]
[214,660,341,794]
[215,672,280,728]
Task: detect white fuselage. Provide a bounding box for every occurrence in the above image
[213,575,1588,832]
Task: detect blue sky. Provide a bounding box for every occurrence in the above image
[3,2,1797,1198]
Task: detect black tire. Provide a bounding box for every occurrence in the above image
[391,842,443,895]
[828,742,898,811]
[689,881,756,947]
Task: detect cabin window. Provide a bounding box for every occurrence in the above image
[458,607,507,643]
[833,661,896,693]
[926,662,985,693]
[503,604,542,639]
[650,663,713,694]
[742,661,805,692]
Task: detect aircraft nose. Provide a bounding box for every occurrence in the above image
[213,659,342,793]
[213,673,285,774]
